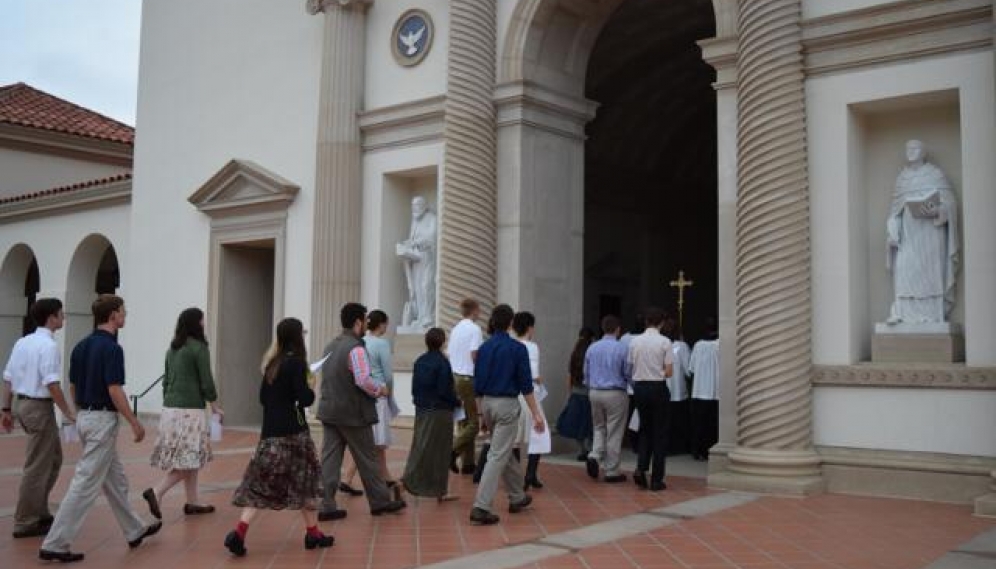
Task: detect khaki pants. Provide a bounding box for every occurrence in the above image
[42,411,146,552]
[473,396,526,513]
[452,375,479,465]
[588,389,629,476]
[14,399,62,529]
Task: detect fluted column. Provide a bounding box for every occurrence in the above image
[307,0,370,351]
[722,0,822,493]
[436,0,498,326]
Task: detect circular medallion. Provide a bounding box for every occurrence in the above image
[392,9,433,67]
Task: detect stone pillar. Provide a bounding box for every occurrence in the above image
[307,0,371,351]
[709,0,823,495]
[698,35,738,474]
[436,0,498,326]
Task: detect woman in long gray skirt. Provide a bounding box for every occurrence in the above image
[401,328,461,501]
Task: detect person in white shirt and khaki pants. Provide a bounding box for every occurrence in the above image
[1,298,76,539]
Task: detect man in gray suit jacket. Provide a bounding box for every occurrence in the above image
[316,303,405,520]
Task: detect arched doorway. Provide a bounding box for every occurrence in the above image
[584,0,716,455]
[497,0,734,457]
[65,234,121,369]
[0,244,40,365]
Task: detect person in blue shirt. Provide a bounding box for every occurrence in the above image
[469,304,544,526]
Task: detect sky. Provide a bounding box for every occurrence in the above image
[0,0,142,125]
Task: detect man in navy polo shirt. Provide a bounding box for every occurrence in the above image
[469,304,544,526]
[40,295,161,563]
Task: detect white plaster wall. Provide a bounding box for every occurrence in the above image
[365,0,449,110]
[0,203,130,381]
[0,147,125,198]
[808,50,996,365]
[802,0,894,20]
[814,386,996,456]
[128,0,324,412]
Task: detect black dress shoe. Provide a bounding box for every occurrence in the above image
[576,452,588,462]
[183,503,216,515]
[142,488,162,520]
[585,457,599,479]
[633,470,648,489]
[304,532,334,550]
[524,476,544,490]
[224,531,247,557]
[604,474,627,484]
[469,507,500,525]
[649,480,667,492]
[13,523,49,538]
[460,464,477,475]
[370,500,405,516]
[508,494,532,514]
[338,482,364,497]
[317,509,347,521]
[40,514,55,527]
[39,549,84,563]
[128,521,163,548]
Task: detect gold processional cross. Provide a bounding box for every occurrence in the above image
[669,270,694,335]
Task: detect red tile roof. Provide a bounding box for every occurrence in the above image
[0,82,134,144]
[0,172,132,205]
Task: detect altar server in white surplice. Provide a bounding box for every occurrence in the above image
[688,319,719,462]
[663,314,691,455]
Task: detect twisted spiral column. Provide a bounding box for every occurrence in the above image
[307,0,370,350]
[436,0,498,326]
[728,0,821,481]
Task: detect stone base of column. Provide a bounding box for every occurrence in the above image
[974,470,996,517]
[708,446,825,496]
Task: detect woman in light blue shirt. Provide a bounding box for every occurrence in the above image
[340,310,401,500]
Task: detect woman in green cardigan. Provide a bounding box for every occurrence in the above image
[147,307,223,517]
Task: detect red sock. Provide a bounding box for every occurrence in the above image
[306,525,323,538]
[235,521,249,540]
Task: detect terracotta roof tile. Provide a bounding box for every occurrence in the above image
[0,172,132,205]
[0,82,134,144]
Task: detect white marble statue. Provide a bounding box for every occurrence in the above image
[396,196,437,330]
[885,140,959,325]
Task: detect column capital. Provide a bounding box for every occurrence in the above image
[306,0,372,16]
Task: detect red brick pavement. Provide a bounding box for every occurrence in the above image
[1,424,992,569]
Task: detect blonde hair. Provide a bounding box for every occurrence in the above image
[260,338,279,376]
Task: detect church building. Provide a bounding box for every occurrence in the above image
[1,0,994,513]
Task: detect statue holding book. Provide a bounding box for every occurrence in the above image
[885,139,959,325]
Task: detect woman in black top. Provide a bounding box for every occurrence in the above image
[224,318,333,557]
[401,328,461,501]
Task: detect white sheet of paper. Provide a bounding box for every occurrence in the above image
[528,422,552,454]
[533,383,548,402]
[60,423,79,443]
[309,354,330,374]
[210,413,223,442]
[453,407,467,422]
[628,409,640,432]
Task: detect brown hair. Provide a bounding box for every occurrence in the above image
[92,294,124,325]
[460,298,479,318]
[425,327,446,351]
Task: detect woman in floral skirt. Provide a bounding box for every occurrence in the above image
[223,318,333,556]
[148,307,223,517]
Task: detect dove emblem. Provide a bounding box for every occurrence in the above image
[400,25,425,56]
[392,10,433,67]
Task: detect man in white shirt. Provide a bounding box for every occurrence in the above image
[449,298,483,474]
[1,298,76,538]
[627,307,673,491]
[688,318,720,462]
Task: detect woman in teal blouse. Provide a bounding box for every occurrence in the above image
[148,307,223,517]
